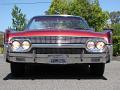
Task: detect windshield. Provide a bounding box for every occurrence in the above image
[27,16,89,30]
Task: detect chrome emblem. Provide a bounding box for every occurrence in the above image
[57,36,63,40]
[57,36,63,45]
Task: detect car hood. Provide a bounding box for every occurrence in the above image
[9,29,108,41]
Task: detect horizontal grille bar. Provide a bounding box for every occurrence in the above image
[11,36,102,44]
[30,48,87,54]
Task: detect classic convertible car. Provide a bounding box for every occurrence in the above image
[4,15,112,76]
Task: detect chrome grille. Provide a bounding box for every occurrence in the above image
[11,36,103,44]
[30,48,87,54]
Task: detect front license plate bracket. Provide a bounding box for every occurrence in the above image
[49,55,68,64]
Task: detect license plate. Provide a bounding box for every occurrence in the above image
[49,55,67,64]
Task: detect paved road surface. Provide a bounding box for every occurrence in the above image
[0,55,120,90]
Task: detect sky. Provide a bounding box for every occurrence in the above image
[0,0,120,32]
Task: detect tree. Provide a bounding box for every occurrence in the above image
[110,11,120,24]
[48,0,109,31]
[11,5,27,31]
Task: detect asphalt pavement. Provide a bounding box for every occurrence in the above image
[0,54,120,90]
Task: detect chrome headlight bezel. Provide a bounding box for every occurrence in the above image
[86,40,106,53]
[96,41,105,50]
[22,40,31,50]
[86,41,95,50]
[11,40,21,51]
[10,39,31,52]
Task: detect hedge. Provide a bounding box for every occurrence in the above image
[113,36,120,56]
[0,47,4,54]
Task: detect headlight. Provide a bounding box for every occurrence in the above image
[86,41,95,50]
[22,41,31,50]
[96,41,105,50]
[12,41,20,50]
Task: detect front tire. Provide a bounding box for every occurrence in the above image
[10,63,26,76]
[89,63,105,76]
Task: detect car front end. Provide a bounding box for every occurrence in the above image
[4,15,113,76]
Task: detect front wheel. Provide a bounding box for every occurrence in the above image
[10,63,26,76]
[89,63,105,76]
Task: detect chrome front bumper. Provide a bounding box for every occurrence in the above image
[7,53,109,64]
[5,44,112,64]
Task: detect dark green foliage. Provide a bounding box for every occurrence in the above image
[111,24,120,36]
[0,34,4,54]
[0,34,3,46]
[109,11,120,56]
[113,36,120,56]
[12,5,27,31]
[48,0,109,31]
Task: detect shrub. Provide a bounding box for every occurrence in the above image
[112,24,120,36]
[113,36,120,56]
[0,34,4,54]
[0,47,4,54]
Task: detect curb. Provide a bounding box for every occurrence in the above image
[113,56,120,61]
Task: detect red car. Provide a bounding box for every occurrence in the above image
[4,15,112,76]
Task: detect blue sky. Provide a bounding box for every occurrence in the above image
[0,0,120,32]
